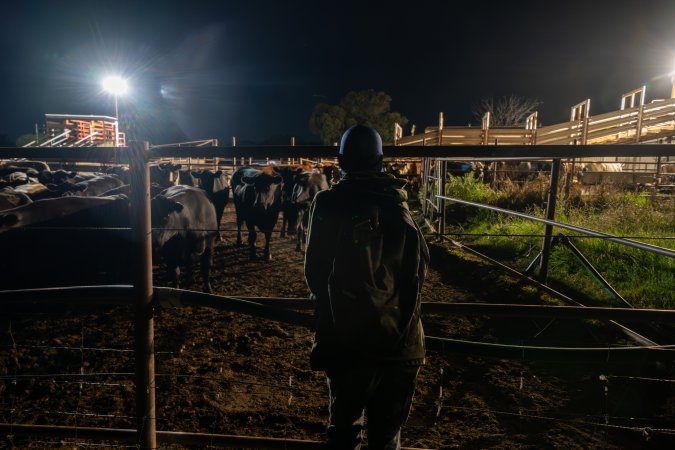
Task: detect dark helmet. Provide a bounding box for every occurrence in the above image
[338,125,383,173]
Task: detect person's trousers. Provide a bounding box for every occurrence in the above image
[325,365,420,450]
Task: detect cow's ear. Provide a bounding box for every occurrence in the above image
[0,213,19,227]
[174,164,182,170]
[272,175,282,185]
[27,168,40,177]
[241,176,254,184]
[68,172,77,178]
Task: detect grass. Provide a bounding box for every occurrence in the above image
[438,174,675,309]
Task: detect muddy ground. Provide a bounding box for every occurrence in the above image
[1,201,674,449]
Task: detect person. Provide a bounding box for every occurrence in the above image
[304,124,429,450]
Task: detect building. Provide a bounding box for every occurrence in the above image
[44,114,125,147]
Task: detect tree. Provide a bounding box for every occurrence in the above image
[309,90,408,144]
[472,95,542,127]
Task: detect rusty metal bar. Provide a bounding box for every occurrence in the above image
[437,196,675,258]
[129,140,156,449]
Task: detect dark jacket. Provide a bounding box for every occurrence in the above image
[304,172,429,371]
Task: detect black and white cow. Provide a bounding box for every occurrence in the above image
[191,170,230,237]
[72,175,125,197]
[151,185,218,293]
[0,188,32,211]
[150,162,182,188]
[290,170,329,251]
[232,167,282,260]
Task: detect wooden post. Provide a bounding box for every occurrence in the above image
[482,112,490,145]
[635,86,646,144]
[437,112,444,145]
[422,158,429,218]
[213,138,219,171]
[231,137,237,170]
[539,158,561,283]
[129,141,156,449]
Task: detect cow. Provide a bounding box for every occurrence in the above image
[268,164,316,237]
[179,168,199,186]
[100,183,166,198]
[0,195,133,289]
[290,170,329,251]
[71,175,125,197]
[385,161,422,192]
[150,162,182,188]
[232,167,282,260]
[485,161,533,183]
[0,160,50,173]
[577,162,622,185]
[101,166,131,184]
[36,170,78,185]
[190,170,230,237]
[151,185,218,293]
[0,170,35,188]
[659,163,675,184]
[0,188,31,211]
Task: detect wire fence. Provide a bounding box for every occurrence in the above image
[2,143,675,448]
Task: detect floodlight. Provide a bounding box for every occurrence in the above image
[102,76,128,95]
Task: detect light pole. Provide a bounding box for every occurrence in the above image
[102,76,128,147]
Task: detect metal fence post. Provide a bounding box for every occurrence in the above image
[129,141,157,449]
[422,157,429,218]
[438,160,447,236]
[539,158,561,283]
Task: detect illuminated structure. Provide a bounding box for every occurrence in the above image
[44,114,125,147]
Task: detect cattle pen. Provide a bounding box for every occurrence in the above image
[1,142,675,449]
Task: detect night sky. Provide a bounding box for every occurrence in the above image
[1,0,675,145]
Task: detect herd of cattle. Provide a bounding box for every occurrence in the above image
[0,157,672,292]
[0,159,335,293]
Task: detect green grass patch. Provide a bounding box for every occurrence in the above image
[441,175,675,308]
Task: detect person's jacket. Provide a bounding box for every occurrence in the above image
[304,172,429,370]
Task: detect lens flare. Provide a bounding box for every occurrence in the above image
[102,76,128,95]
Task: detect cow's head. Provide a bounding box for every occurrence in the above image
[192,170,229,193]
[151,194,184,248]
[291,172,327,205]
[273,166,303,204]
[151,162,182,187]
[241,173,282,212]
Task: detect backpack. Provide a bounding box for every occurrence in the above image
[327,200,410,352]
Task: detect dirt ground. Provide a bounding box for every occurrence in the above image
[1,201,674,449]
